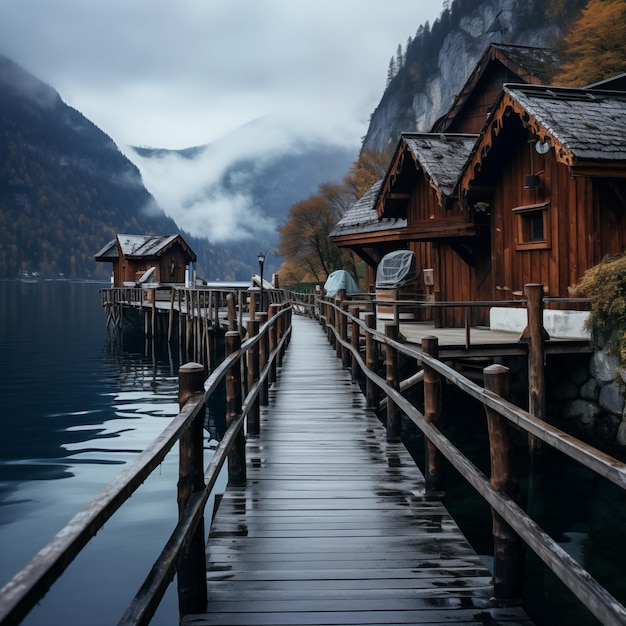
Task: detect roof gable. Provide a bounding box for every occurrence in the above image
[377,133,478,218]
[94,239,118,261]
[461,84,626,191]
[433,43,559,133]
[330,180,407,239]
[116,233,197,261]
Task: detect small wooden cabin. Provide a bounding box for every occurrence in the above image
[375,133,488,326]
[331,44,561,325]
[95,234,197,288]
[460,84,626,303]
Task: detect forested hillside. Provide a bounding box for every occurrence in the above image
[0,53,354,281]
[0,55,187,279]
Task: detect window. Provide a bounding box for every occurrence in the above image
[513,202,550,249]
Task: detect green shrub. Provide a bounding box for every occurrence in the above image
[575,252,626,365]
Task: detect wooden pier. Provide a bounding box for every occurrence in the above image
[6,295,626,626]
[182,315,533,626]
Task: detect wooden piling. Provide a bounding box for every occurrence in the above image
[483,363,523,601]
[350,306,360,382]
[385,324,401,441]
[257,312,269,406]
[168,288,175,341]
[277,305,286,368]
[521,283,548,452]
[422,336,444,495]
[247,320,260,436]
[177,362,207,616]
[365,312,378,409]
[268,305,278,384]
[227,293,237,332]
[339,303,350,368]
[225,331,246,486]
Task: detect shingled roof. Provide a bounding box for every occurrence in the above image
[377,133,478,218]
[434,43,559,133]
[462,84,626,190]
[95,234,197,262]
[330,180,406,239]
[402,133,478,196]
[490,43,559,83]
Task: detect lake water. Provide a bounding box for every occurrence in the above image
[4,280,626,625]
[0,280,225,625]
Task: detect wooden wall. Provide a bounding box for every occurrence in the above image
[447,65,528,134]
[485,120,626,301]
[113,242,190,287]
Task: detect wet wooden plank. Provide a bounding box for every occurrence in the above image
[182,316,532,626]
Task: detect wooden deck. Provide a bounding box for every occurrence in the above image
[183,316,533,625]
[391,321,592,359]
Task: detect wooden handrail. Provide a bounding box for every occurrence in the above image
[0,304,293,626]
[321,295,626,626]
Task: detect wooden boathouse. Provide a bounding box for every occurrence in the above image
[3,291,626,625]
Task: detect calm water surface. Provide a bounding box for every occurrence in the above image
[0,280,223,625]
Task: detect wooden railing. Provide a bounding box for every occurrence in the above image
[316,291,626,626]
[100,285,287,336]
[0,303,292,626]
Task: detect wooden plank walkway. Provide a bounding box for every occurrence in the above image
[183,315,533,625]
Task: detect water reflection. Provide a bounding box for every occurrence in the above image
[0,280,221,625]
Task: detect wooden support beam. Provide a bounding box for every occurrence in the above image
[385,324,401,441]
[225,332,246,487]
[483,364,523,602]
[422,336,444,495]
[177,362,207,616]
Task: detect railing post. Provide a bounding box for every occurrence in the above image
[350,306,360,382]
[523,283,547,452]
[328,301,336,347]
[277,305,286,368]
[483,364,523,602]
[227,292,237,332]
[225,331,246,486]
[340,303,350,368]
[177,362,207,616]
[422,336,444,495]
[268,304,278,384]
[385,324,401,441]
[365,312,378,409]
[257,312,269,405]
[247,319,260,436]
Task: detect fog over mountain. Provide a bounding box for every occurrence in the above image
[128,120,355,244]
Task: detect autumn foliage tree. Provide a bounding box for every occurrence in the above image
[554,0,626,86]
[277,183,356,285]
[277,149,391,288]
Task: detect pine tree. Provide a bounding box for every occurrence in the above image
[396,43,404,69]
[386,57,397,87]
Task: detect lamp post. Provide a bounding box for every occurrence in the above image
[257,250,265,313]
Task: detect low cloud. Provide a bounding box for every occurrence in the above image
[126,115,335,242]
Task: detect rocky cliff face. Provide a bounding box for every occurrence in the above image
[363,0,564,152]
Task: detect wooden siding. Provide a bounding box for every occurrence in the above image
[114,241,190,287]
[473,119,626,302]
[446,65,528,134]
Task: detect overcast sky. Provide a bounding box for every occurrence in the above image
[0,1,445,150]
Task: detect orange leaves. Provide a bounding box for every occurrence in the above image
[555,0,626,86]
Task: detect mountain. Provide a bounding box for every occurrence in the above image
[0,54,186,280]
[0,53,355,281]
[0,0,590,281]
[129,125,355,279]
[363,0,583,152]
